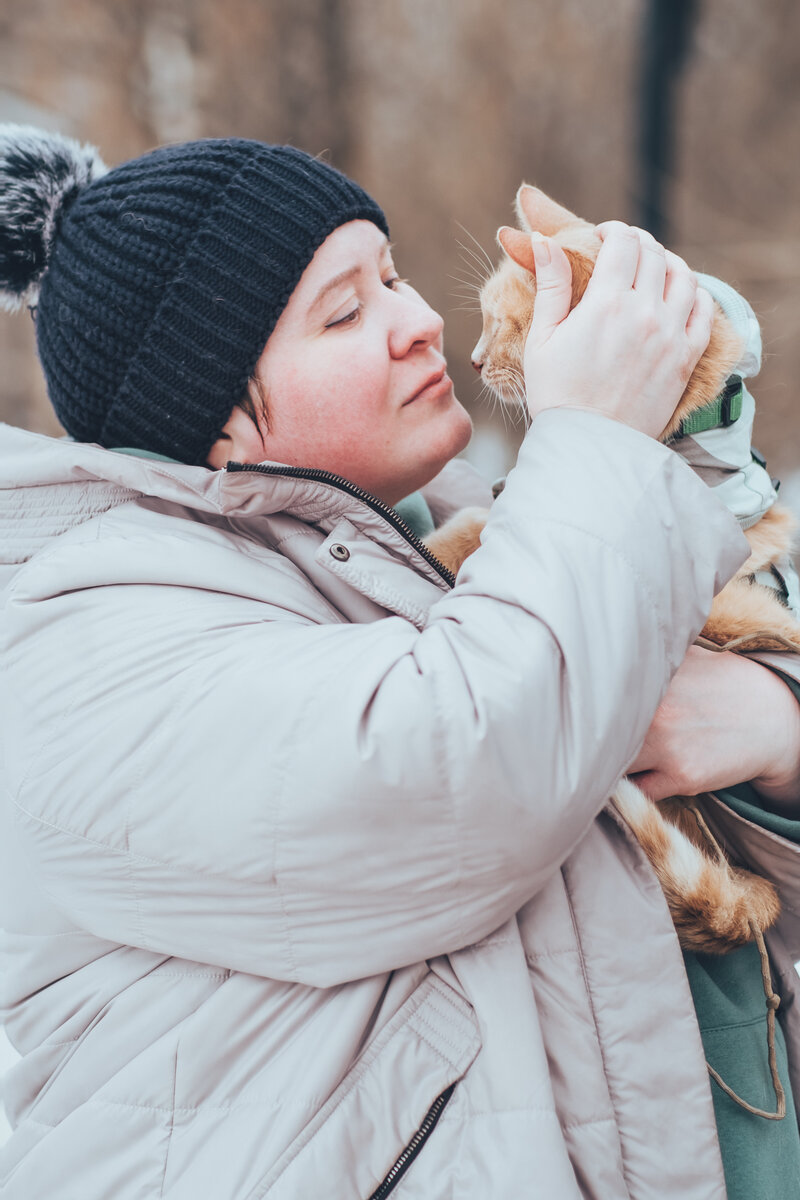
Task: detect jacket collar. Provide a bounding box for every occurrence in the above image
[0,422,491,572]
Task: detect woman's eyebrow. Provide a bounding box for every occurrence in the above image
[309,266,362,314]
[308,241,393,315]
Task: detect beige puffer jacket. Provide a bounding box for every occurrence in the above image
[2,409,799,1199]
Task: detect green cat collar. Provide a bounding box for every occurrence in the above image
[675,375,743,438]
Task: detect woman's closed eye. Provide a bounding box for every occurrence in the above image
[324,276,408,329]
[325,306,360,328]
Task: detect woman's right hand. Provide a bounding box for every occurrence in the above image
[523,222,714,439]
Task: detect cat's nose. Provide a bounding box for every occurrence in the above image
[471,357,483,373]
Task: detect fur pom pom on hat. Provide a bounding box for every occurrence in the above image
[0,125,107,313]
[0,124,388,464]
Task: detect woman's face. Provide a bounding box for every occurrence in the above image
[208,220,473,505]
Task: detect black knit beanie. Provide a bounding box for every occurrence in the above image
[0,125,389,464]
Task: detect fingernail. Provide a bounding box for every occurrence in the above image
[530,232,551,266]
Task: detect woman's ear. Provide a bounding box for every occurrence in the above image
[206,404,267,469]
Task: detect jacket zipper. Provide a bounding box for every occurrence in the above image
[367,1083,456,1199]
[225,461,456,586]
[225,464,458,1181]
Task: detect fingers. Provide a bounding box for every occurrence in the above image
[627,771,681,803]
[587,221,641,293]
[594,222,706,339]
[594,222,697,298]
[600,224,668,296]
[663,248,698,321]
[527,234,574,345]
[633,236,667,297]
[684,285,715,363]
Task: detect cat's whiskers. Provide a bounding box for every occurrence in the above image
[475,378,510,434]
[448,271,485,297]
[488,365,529,429]
[448,275,483,301]
[511,381,531,430]
[474,379,528,442]
[455,241,492,288]
[447,272,484,316]
[449,264,484,284]
[455,221,495,278]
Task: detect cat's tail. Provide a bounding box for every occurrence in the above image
[612,778,780,955]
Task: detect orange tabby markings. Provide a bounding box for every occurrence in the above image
[426,184,800,954]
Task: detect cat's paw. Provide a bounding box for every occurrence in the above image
[424,507,490,575]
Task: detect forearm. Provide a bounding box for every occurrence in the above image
[629,647,800,809]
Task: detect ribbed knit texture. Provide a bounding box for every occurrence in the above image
[35,140,388,464]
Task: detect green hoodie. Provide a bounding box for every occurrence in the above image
[683,670,800,1198]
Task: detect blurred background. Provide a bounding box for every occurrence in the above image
[1,0,799,488]
[1,0,799,1147]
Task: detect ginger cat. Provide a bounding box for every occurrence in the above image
[427,185,800,955]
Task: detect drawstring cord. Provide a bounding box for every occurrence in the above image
[684,630,790,1119]
[695,631,800,654]
[685,799,786,1120]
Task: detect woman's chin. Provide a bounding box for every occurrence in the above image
[403,408,474,498]
[439,401,474,459]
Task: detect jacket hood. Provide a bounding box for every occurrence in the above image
[696,273,762,379]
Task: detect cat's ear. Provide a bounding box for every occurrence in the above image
[497,226,536,272]
[515,184,581,236]
[498,225,594,310]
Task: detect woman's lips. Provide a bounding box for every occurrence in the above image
[404,371,452,405]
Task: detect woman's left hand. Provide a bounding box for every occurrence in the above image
[628,645,800,815]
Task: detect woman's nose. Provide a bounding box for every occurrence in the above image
[391,291,444,356]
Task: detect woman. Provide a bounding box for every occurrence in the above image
[1,127,800,1198]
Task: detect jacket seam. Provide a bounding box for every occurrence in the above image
[699,1012,778,1035]
[84,1096,319,1116]
[324,555,428,626]
[264,528,351,624]
[405,1019,468,1069]
[562,1115,618,1132]
[409,1010,474,1064]
[6,928,87,938]
[12,689,83,808]
[159,1045,179,1198]
[11,798,269,883]
[221,525,351,623]
[271,685,300,982]
[125,791,149,952]
[562,864,632,1196]
[525,947,582,963]
[429,645,466,950]
[408,987,478,1055]
[444,1105,560,1119]
[412,984,474,1032]
[147,970,231,980]
[439,1107,614,1128]
[512,516,670,659]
